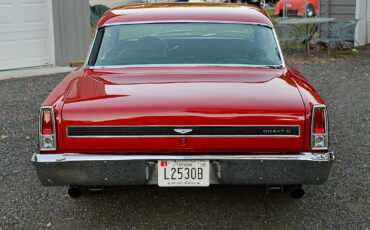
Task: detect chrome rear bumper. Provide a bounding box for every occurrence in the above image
[32,152,334,186]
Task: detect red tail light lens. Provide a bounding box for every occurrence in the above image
[39,107,56,151]
[314,108,325,134]
[42,110,53,134]
[311,105,328,150]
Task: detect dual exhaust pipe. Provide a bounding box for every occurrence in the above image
[67,187,83,198]
[67,186,104,198]
[266,185,305,199]
[289,186,306,199]
[68,185,305,199]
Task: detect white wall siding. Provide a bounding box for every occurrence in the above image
[52,0,91,66]
[355,0,368,46]
[320,0,357,21]
[319,0,357,42]
[368,0,370,44]
[0,0,54,70]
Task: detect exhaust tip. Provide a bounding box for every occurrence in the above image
[68,187,82,198]
[290,186,305,199]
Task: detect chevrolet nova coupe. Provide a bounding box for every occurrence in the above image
[32,3,334,198]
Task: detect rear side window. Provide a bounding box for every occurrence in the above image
[88,22,282,67]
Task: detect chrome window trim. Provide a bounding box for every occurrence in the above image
[311,105,329,150]
[32,152,334,163]
[271,24,286,68]
[84,20,285,69]
[88,64,284,69]
[66,125,300,138]
[39,106,57,151]
[99,20,273,28]
[84,29,98,67]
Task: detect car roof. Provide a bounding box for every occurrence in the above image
[97,3,273,28]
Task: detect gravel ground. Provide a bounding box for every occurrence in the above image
[0,56,369,230]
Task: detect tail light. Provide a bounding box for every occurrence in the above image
[39,106,56,151]
[311,105,328,150]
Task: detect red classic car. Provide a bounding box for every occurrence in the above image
[32,3,333,199]
[275,0,319,17]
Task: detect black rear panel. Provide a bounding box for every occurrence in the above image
[67,126,300,137]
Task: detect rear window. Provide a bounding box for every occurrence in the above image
[88,22,282,67]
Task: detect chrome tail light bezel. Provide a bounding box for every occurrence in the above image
[311,105,329,150]
[39,106,57,151]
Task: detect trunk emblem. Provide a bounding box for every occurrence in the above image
[174,129,193,134]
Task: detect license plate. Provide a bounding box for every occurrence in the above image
[286,3,292,7]
[158,160,210,187]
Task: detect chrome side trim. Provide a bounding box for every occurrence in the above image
[66,125,301,138]
[32,152,334,163]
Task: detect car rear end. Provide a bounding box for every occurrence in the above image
[32,4,334,197]
[33,83,333,189]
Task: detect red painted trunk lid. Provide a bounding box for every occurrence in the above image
[61,67,305,153]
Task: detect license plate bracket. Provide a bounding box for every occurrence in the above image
[158,160,210,187]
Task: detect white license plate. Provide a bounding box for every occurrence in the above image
[158,160,210,187]
[286,3,292,7]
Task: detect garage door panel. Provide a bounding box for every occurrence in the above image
[0,2,17,27]
[0,0,15,3]
[21,2,47,24]
[20,0,47,3]
[0,40,18,62]
[0,0,53,70]
[21,30,51,63]
[0,32,20,64]
[23,38,48,59]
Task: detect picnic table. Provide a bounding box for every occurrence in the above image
[276,17,336,53]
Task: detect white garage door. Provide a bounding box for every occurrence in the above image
[0,0,54,70]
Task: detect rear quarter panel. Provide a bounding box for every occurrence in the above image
[286,65,326,151]
[40,67,86,152]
